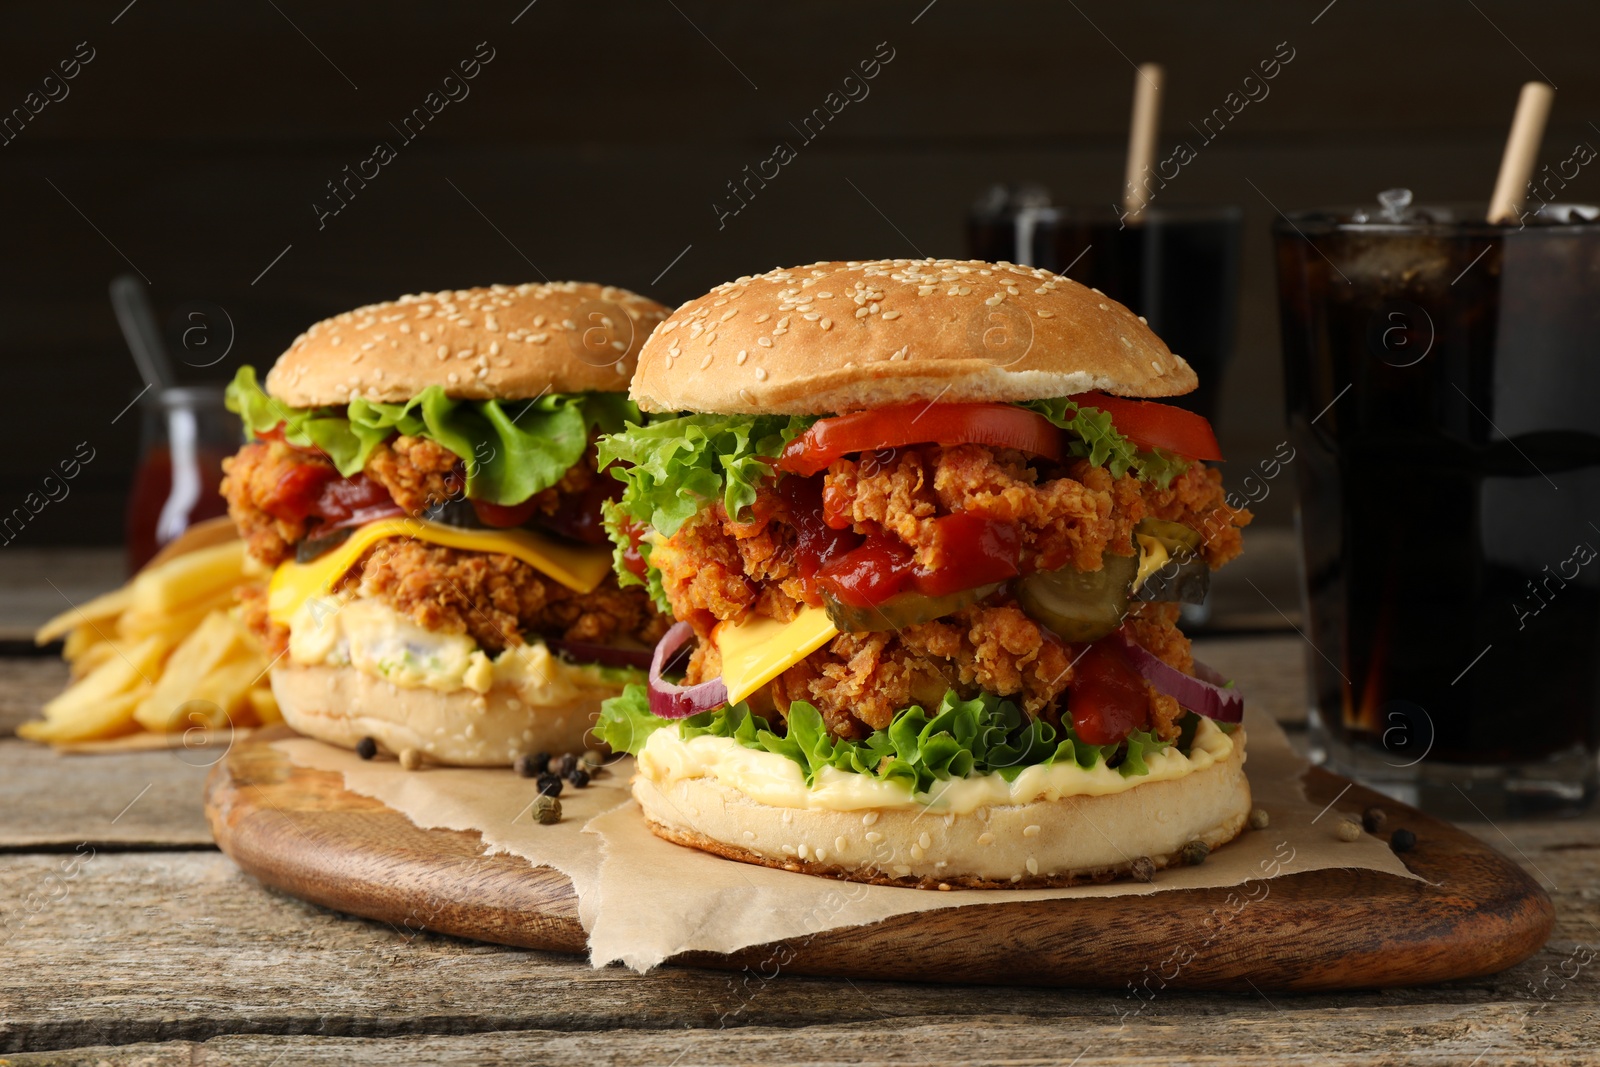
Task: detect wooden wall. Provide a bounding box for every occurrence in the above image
[4,0,1599,546]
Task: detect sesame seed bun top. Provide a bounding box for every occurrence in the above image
[629,259,1197,415]
[265,282,670,408]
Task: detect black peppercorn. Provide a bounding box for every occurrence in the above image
[536,773,563,797]
[568,767,591,788]
[513,754,540,778]
[1362,806,1388,834]
[557,752,578,777]
[530,751,550,773]
[355,737,378,760]
[1390,828,1416,854]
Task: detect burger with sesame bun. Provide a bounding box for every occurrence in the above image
[595,259,1254,888]
[222,282,672,766]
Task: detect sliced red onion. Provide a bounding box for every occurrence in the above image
[1114,630,1243,724]
[648,622,728,719]
[547,639,654,671]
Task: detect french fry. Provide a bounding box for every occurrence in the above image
[116,592,237,642]
[61,623,109,665]
[34,584,134,645]
[132,611,251,731]
[42,635,165,721]
[130,540,247,616]
[247,685,282,725]
[191,659,266,727]
[19,690,146,744]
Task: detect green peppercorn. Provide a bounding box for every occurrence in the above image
[1130,856,1156,882]
[1248,807,1269,831]
[1180,840,1209,866]
[532,795,561,825]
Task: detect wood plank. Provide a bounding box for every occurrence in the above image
[0,549,123,641]
[0,660,69,737]
[0,738,215,850]
[6,1003,1600,1067]
[0,851,1592,1057]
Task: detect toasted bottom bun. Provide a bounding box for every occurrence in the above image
[633,729,1251,889]
[271,663,605,767]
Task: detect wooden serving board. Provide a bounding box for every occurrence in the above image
[205,727,1553,992]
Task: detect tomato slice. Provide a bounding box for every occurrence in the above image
[1069,393,1223,462]
[778,403,1063,477]
[1068,636,1152,745]
[619,522,650,580]
[467,499,537,528]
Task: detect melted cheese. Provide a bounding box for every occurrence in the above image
[1133,533,1168,593]
[714,607,839,704]
[638,715,1237,814]
[268,517,613,626]
[289,593,642,702]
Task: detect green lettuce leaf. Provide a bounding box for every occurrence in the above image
[224,365,639,506]
[1016,397,1190,488]
[597,684,1170,797]
[596,412,816,610]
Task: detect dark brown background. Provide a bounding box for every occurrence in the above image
[4,0,1598,547]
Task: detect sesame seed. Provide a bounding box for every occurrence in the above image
[1137,315,1148,324]
[865,831,883,843]
[1099,302,1110,310]
[977,832,995,846]
[820,318,833,330]
[330,336,342,346]
[1119,336,1133,348]
[881,310,901,320]
[1023,824,1041,837]
[835,836,847,853]
[918,832,931,849]
[699,354,712,370]
[854,306,870,318]
[1026,857,1039,875]
[985,294,1004,306]
[755,313,770,323]
[736,350,748,365]
[757,336,772,348]
[909,844,925,861]
[436,345,449,358]
[862,812,879,825]
[755,367,768,381]
[447,372,459,384]
[1037,310,1055,318]
[894,865,912,877]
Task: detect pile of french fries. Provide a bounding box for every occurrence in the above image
[22,538,280,745]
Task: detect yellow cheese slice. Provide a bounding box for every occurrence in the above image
[1132,534,1169,593]
[268,517,613,627]
[714,606,840,705]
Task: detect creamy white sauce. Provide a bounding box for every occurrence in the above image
[287,594,638,705]
[637,716,1235,814]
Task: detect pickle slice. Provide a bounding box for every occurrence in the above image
[1134,518,1202,555]
[822,582,1001,633]
[1014,551,1138,643]
[1134,555,1211,604]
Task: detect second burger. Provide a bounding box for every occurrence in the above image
[223,282,671,766]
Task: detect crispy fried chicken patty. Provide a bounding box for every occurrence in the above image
[223,434,661,657]
[655,443,1250,738]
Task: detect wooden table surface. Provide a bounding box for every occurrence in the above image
[2,546,1597,1063]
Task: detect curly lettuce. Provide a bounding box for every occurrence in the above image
[597,684,1169,796]
[225,365,639,506]
[1016,397,1190,488]
[595,413,816,610]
